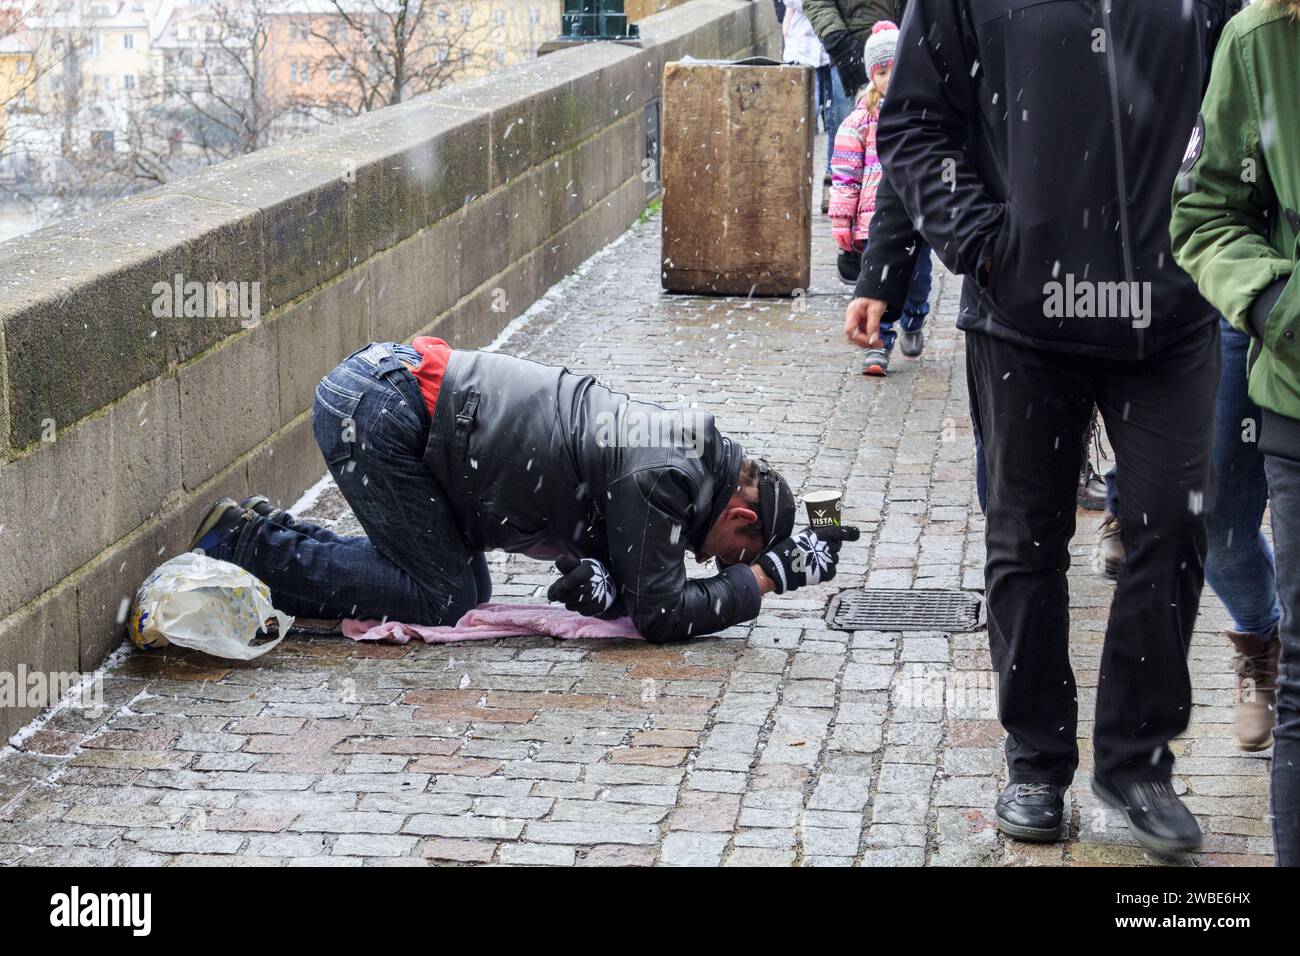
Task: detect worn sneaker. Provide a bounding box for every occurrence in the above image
[189,497,246,554]
[899,327,925,357]
[995,782,1066,842]
[1092,775,1203,855]
[1093,512,1124,578]
[862,348,889,377]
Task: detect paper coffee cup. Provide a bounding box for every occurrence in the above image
[804,490,843,529]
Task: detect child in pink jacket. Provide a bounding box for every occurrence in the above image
[829,21,933,377]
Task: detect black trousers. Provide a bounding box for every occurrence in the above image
[966,324,1219,787]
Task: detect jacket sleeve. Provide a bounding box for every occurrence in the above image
[1170,18,1295,336]
[803,0,848,42]
[829,113,866,251]
[854,171,923,306]
[603,466,762,643]
[876,0,1004,281]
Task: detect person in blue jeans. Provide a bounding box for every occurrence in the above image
[1169,5,1300,862]
[777,0,851,200]
[199,343,494,625]
[841,239,930,375]
[189,341,858,642]
[868,247,930,371]
[823,65,856,204]
[1206,325,1282,752]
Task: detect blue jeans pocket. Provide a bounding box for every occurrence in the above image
[313,379,363,466]
[364,386,426,461]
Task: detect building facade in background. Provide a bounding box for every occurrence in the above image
[0,0,560,232]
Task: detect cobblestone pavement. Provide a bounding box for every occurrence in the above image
[0,163,1272,867]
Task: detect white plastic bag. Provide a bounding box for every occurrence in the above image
[129,553,293,660]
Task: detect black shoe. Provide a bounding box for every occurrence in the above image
[1091,775,1203,855]
[837,249,861,285]
[1077,464,1108,511]
[899,328,924,357]
[994,782,1065,842]
[189,497,246,553]
[239,494,284,522]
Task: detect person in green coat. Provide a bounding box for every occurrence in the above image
[1170,0,1300,867]
[803,0,903,90]
[803,0,904,211]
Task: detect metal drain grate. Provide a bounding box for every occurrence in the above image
[828,589,984,632]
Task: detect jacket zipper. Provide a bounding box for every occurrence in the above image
[1100,0,1142,355]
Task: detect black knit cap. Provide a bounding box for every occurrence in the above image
[755,458,796,549]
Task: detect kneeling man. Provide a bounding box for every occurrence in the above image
[191,339,857,642]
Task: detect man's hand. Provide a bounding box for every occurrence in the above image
[547,556,618,617]
[845,297,887,349]
[757,525,861,594]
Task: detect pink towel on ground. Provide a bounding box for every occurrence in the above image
[341,603,643,645]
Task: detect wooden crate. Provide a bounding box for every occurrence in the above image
[660,59,814,296]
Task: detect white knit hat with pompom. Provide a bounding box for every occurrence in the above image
[863,20,900,80]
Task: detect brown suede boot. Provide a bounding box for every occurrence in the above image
[1227,629,1280,752]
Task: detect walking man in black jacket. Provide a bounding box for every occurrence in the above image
[871,0,1240,853]
[190,341,857,644]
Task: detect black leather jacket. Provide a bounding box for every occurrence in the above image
[422,349,762,642]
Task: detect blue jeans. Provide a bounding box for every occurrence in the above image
[1205,322,1279,636]
[210,343,491,625]
[823,65,856,176]
[877,246,932,353]
[815,65,834,136]
[1265,452,1300,866]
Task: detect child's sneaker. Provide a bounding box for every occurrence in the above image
[862,349,890,377]
[900,328,925,357]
